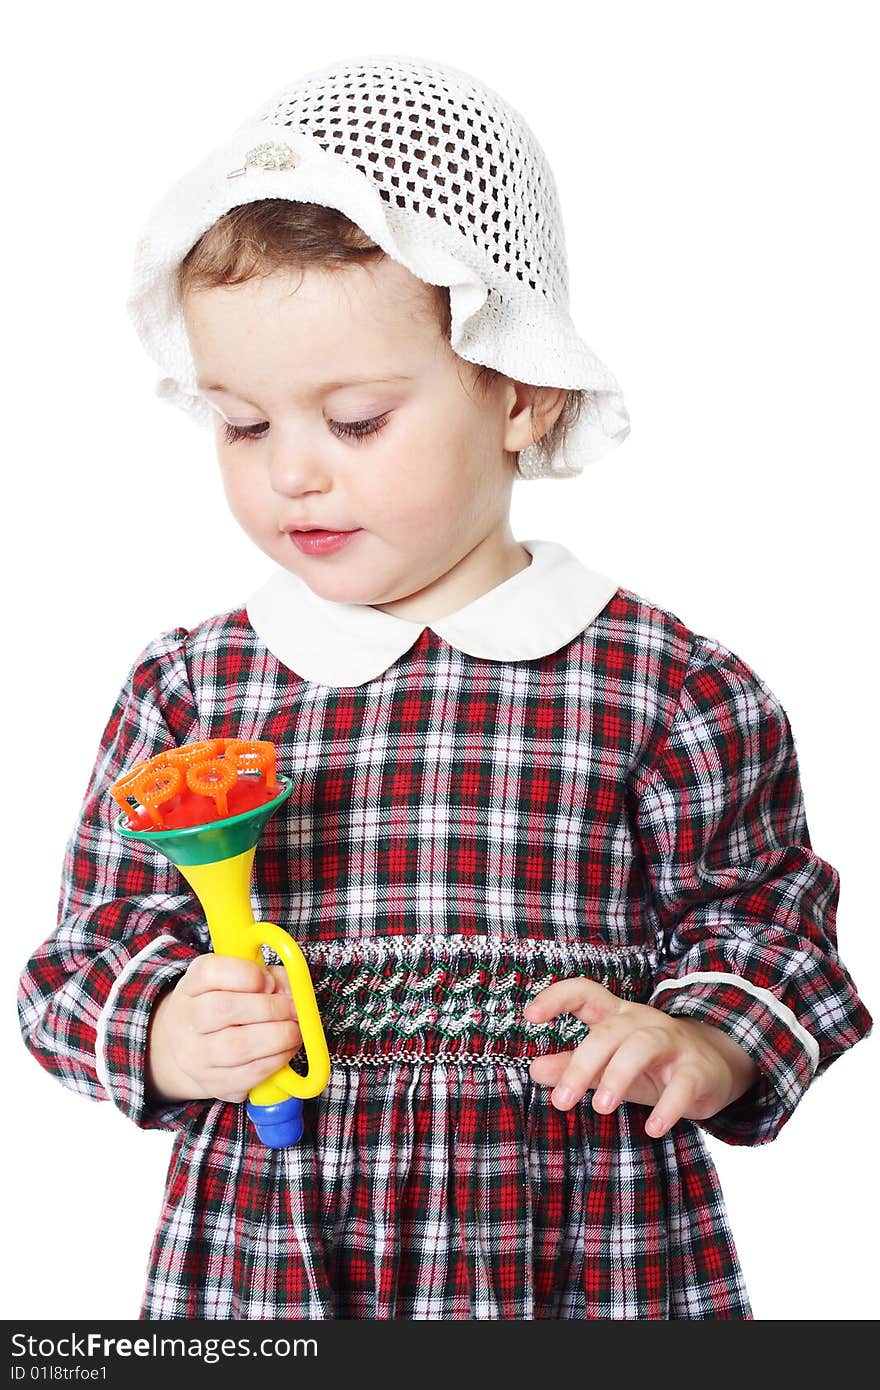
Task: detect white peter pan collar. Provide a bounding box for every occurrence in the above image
[245,538,619,688]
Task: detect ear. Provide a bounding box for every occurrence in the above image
[502,383,567,453]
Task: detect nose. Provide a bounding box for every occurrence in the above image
[266,433,332,497]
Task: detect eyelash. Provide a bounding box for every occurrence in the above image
[221,415,388,446]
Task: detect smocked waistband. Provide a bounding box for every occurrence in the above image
[291,935,659,1068]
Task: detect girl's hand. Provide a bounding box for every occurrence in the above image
[145,955,302,1104]
[524,977,760,1139]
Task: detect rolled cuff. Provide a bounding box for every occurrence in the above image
[95,934,211,1131]
[650,972,818,1146]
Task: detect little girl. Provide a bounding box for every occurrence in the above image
[18,53,871,1320]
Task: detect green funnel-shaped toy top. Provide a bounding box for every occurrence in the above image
[115,778,293,866]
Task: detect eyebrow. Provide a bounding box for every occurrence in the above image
[197,373,414,395]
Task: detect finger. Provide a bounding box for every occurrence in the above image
[528,1049,575,1088]
[644,1066,705,1139]
[537,1028,632,1111]
[523,976,623,1027]
[591,1027,672,1114]
[266,964,293,997]
[215,1051,304,1104]
[192,989,299,1034]
[182,954,276,998]
[205,1019,302,1071]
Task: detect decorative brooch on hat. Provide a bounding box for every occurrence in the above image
[227,141,298,179]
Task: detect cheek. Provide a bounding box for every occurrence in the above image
[218,457,269,527]
[375,451,457,530]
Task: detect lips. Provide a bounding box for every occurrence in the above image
[287,528,362,556]
[286,525,355,534]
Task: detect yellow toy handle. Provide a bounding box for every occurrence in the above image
[173,848,331,1121]
[242,920,332,1107]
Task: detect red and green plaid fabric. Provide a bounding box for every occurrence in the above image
[17,585,871,1319]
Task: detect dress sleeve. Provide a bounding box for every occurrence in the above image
[17,628,212,1133]
[633,632,872,1146]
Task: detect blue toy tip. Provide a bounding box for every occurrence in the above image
[246,1096,304,1148]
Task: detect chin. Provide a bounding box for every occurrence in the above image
[275,559,373,605]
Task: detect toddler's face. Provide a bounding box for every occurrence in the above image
[184,255,527,618]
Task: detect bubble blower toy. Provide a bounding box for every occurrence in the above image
[109,738,331,1148]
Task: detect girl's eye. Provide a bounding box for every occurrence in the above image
[332,414,389,442]
[222,421,268,445]
[222,415,388,446]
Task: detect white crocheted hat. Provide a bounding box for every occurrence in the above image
[126,53,630,478]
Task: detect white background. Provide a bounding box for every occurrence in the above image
[4,0,877,1321]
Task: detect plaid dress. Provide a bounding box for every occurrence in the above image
[18,579,871,1320]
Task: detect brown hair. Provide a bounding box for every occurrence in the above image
[176,200,585,478]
